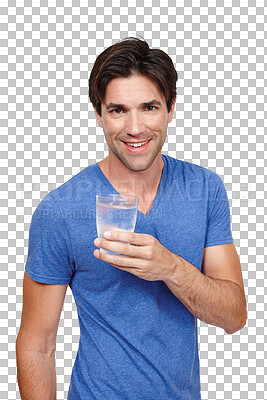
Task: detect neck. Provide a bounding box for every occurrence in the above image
[98,152,164,201]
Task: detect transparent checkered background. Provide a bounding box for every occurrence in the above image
[0,0,266,399]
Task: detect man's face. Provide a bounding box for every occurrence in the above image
[94,74,175,172]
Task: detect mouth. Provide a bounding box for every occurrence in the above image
[121,139,152,152]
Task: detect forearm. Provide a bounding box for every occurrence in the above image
[16,341,56,400]
[165,255,247,334]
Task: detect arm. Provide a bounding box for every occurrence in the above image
[93,232,247,334]
[16,272,68,400]
[164,243,247,334]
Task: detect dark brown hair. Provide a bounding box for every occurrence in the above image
[89,37,178,116]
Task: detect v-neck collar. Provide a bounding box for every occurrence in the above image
[95,155,168,219]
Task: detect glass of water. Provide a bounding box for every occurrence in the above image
[96,194,139,254]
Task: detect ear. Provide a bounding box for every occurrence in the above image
[168,97,176,123]
[93,107,103,128]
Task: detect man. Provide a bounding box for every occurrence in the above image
[16,38,247,399]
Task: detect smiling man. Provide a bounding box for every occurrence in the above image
[16,38,247,400]
[94,73,175,214]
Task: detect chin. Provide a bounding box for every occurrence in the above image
[120,156,158,172]
[124,164,150,172]
[109,143,163,172]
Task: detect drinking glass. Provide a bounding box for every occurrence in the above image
[96,194,139,254]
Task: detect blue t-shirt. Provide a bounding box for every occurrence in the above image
[25,155,233,400]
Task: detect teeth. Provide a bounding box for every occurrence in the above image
[126,140,149,148]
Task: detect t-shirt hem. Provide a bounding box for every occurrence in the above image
[25,265,70,285]
[204,238,233,248]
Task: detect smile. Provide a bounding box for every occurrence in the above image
[125,140,150,148]
[121,139,152,153]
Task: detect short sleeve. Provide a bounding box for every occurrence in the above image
[25,193,74,284]
[204,172,233,248]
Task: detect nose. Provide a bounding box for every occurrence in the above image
[124,111,145,136]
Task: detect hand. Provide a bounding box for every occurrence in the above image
[93,231,178,282]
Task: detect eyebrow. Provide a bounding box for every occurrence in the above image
[105,99,163,110]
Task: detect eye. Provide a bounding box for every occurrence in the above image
[146,106,157,111]
[110,108,123,114]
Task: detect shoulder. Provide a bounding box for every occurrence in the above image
[34,163,99,214]
[54,163,98,198]
[162,155,228,203]
[163,154,221,184]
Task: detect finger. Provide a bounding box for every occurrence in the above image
[103,230,154,246]
[93,249,144,269]
[108,263,145,279]
[94,238,146,258]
